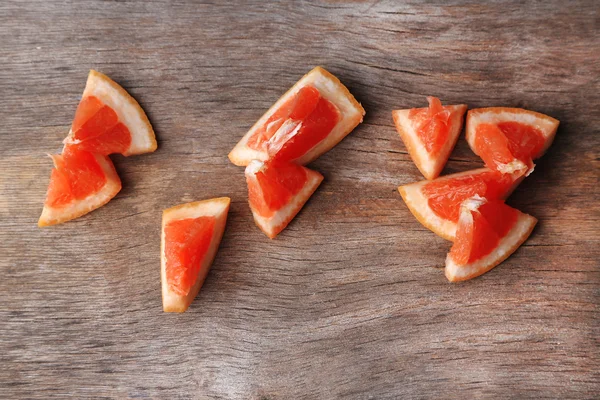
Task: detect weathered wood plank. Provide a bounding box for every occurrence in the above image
[1,0,598,398]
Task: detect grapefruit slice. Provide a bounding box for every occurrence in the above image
[392,97,467,180]
[445,196,537,282]
[64,70,157,156]
[38,145,122,227]
[245,160,323,238]
[398,168,523,241]
[229,66,365,166]
[161,197,230,313]
[465,107,559,175]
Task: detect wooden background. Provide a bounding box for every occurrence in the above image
[1,1,598,398]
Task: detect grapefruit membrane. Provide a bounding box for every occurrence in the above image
[38,145,122,227]
[64,70,157,156]
[465,107,559,175]
[161,197,230,313]
[392,97,467,180]
[445,196,537,282]
[398,168,524,241]
[245,160,323,238]
[229,66,365,166]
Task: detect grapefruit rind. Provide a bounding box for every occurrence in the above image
[229,66,365,167]
[445,212,537,282]
[398,168,523,241]
[392,104,467,180]
[65,70,157,156]
[38,153,122,227]
[245,161,323,239]
[161,197,230,313]
[465,107,559,161]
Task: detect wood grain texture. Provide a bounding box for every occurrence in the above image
[1,1,598,398]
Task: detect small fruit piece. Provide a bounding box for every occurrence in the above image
[229,66,365,167]
[398,168,523,241]
[392,97,467,180]
[245,160,323,238]
[161,197,230,313]
[465,107,559,175]
[38,145,122,227]
[445,196,537,282]
[64,70,157,156]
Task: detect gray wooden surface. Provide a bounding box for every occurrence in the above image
[1,1,599,399]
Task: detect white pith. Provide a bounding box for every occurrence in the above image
[461,194,486,212]
[496,159,529,174]
[268,120,302,154]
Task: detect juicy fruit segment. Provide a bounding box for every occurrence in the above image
[467,108,557,176]
[64,70,157,156]
[474,124,517,171]
[161,198,230,313]
[247,161,308,218]
[245,160,323,238]
[45,146,107,208]
[164,216,216,296]
[392,100,467,180]
[46,168,72,207]
[449,198,519,265]
[445,197,537,282]
[474,119,548,175]
[72,95,104,132]
[39,147,122,227]
[474,123,532,174]
[269,96,340,163]
[247,85,341,164]
[408,96,452,155]
[247,86,321,150]
[498,121,545,161]
[422,170,515,223]
[69,95,132,155]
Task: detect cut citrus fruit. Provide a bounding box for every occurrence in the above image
[465,107,559,175]
[445,196,537,282]
[161,197,230,313]
[64,70,157,156]
[392,97,467,180]
[245,160,323,238]
[398,168,523,241]
[229,66,365,166]
[38,145,122,227]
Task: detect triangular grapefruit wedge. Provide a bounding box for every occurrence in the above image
[161,197,230,313]
[229,66,365,167]
[38,145,122,227]
[445,196,537,282]
[465,107,559,175]
[398,168,524,241]
[64,70,157,156]
[245,160,323,238]
[392,97,467,180]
